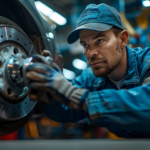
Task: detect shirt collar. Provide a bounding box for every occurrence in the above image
[121,45,139,85]
[94,45,139,87]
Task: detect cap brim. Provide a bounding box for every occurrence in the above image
[67,23,113,44]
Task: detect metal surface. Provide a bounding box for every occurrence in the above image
[1,140,150,150]
[0,16,25,34]
[19,0,54,55]
[0,0,55,136]
[0,17,37,121]
[2,46,28,96]
[5,54,53,88]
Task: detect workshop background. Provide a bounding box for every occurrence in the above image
[0,0,150,140]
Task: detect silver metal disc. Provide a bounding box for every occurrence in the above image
[0,22,37,121]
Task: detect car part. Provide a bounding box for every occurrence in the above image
[0,0,56,136]
[0,17,38,135]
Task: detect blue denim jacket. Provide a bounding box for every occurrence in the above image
[39,45,150,138]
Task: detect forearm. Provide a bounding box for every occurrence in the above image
[86,83,150,131]
[38,100,87,123]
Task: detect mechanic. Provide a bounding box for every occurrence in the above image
[26,3,150,138]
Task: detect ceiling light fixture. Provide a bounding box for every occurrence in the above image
[35,1,67,25]
[142,0,150,7]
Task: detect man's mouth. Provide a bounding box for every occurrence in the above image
[90,61,105,67]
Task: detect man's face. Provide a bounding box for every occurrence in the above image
[80,29,122,77]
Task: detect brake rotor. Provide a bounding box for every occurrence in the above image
[0,17,37,122]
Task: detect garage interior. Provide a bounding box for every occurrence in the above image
[0,0,150,149]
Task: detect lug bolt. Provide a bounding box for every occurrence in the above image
[0,60,2,66]
[14,48,19,54]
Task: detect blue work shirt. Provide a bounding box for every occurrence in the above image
[38,45,150,138]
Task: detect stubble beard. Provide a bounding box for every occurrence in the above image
[92,38,121,77]
[92,60,120,77]
[92,65,112,77]
[88,59,111,77]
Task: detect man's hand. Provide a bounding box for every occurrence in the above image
[28,50,64,104]
[42,50,64,72]
[26,54,89,110]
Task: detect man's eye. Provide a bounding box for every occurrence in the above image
[82,44,88,48]
[97,39,104,44]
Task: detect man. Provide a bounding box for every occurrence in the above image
[26,3,150,138]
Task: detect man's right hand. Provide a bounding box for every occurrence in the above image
[42,50,64,72]
[28,50,64,104]
[26,54,88,110]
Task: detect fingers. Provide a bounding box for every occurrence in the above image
[28,89,38,100]
[32,54,49,64]
[58,55,64,71]
[53,51,64,72]
[29,93,38,101]
[55,51,59,61]
[29,89,53,104]
[42,50,60,61]
[42,51,64,70]
[41,50,63,65]
[51,63,62,72]
[26,71,52,82]
[54,51,63,63]
[58,55,63,63]
[26,63,54,73]
[57,55,64,66]
[42,50,52,57]
[29,82,53,90]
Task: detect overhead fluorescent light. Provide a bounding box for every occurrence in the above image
[35,1,67,25]
[73,59,87,70]
[63,68,76,80]
[142,0,150,7]
[50,12,67,26]
[35,1,53,14]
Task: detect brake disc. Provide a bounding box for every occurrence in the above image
[0,17,37,123]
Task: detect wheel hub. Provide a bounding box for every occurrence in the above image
[0,23,37,121]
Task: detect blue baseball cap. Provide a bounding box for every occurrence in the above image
[67,3,125,44]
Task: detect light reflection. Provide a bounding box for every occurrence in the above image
[142,0,150,7]
[35,1,67,25]
[63,68,76,80]
[73,59,87,70]
[46,32,54,39]
[7,64,13,68]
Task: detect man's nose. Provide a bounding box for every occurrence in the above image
[86,48,99,58]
